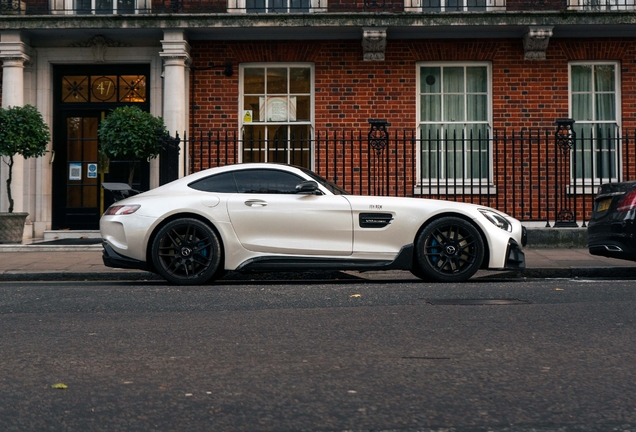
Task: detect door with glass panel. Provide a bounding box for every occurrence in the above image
[52,111,151,230]
[52,112,102,230]
[52,65,151,230]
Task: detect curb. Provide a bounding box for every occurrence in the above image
[0,271,162,282]
[520,266,636,279]
[1,267,634,282]
[525,228,588,249]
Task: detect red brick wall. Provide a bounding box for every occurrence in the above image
[189,37,636,132]
[188,38,636,221]
[191,39,420,130]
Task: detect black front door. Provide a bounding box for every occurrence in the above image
[52,110,151,230]
[52,65,150,230]
[52,112,101,230]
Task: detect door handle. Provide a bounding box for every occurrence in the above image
[244,199,267,207]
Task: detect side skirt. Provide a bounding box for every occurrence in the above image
[236,244,414,272]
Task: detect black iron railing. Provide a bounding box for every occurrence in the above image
[183,128,636,226]
[2,0,635,14]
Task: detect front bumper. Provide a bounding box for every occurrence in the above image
[102,242,149,271]
[504,238,526,270]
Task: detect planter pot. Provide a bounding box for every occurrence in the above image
[0,212,28,244]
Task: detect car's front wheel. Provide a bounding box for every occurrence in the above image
[413,216,484,282]
[151,218,222,285]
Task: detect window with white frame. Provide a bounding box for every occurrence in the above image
[570,62,620,183]
[240,64,313,168]
[404,0,503,12]
[247,0,308,12]
[60,0,149,14]
[227,0,326,12]
[418,63,491,185]
[568,0,634,10]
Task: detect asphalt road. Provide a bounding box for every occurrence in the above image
[1,276,635,432]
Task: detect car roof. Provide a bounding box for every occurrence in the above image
[182,163,304,182]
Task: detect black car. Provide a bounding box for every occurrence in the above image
[588,180,636,261]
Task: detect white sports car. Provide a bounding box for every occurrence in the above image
[100,163,527,284]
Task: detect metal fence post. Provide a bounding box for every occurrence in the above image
[368,119,390,196]
[554,118,578,227]
[159,132,181,185]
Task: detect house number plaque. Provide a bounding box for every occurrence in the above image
[92,76,116,102]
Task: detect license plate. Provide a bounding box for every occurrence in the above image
[597,198,612,212]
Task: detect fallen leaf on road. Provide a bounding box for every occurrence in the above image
[51,383,68,389]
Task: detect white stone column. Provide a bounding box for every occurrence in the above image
[0,31,29,216]
[160,30,190,178]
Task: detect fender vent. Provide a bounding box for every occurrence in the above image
[359,213,393,228]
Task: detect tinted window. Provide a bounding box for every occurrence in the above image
[188,172,238,193]
[300,167,349,195]
[234,169,304,194]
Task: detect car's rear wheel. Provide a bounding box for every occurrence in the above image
[413,216,484,282]
[151,218,222,285]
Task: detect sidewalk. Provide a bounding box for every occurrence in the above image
[0,243,634,282]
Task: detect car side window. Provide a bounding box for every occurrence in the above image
[188,172,238,193]
[233,169,304,194]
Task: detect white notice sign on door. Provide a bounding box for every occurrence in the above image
[69,163,82,181]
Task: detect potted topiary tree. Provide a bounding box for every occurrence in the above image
[98,106,169,187]
[0,105,51,244]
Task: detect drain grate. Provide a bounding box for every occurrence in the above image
[426,298,532,306]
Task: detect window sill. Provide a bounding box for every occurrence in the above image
[566,185,611,195]
[415,185,497,195]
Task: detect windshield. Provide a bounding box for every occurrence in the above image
[299,167,349,195]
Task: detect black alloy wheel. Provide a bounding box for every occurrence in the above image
[413,216,484,282]
[151,218,222,285]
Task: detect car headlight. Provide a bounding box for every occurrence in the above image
[104,204,140,216]
[478,209,512,232]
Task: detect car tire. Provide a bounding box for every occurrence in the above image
[413,216,484,282]
[151,218,222,285]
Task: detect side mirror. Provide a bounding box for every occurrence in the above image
[296,180,320,195]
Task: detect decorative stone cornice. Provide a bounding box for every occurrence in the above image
[70,35,130,62]
[523,26,553,60]
[362,27,387,62]
[160,32,191,65]
[0,41,30,64]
